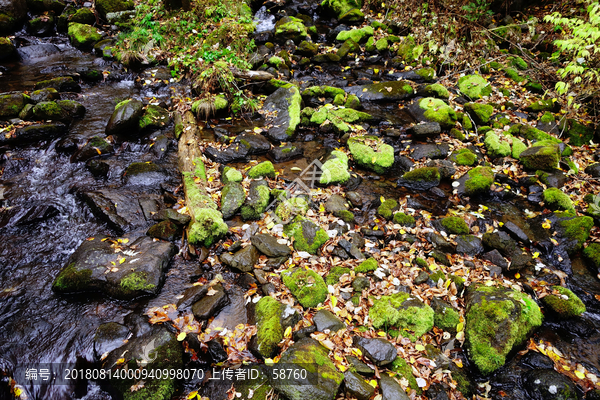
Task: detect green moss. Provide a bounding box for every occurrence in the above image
[369,293,434,341]
[416,67,435,82]
[68,22,102,48]
[222,167,242,184]
[542,286,586,318]
[348,136,395,174]
[525,98,556,112]
[559,216,594,253]
[320,150,350,185]
[441,216,469,235]
[458,75,492,99]
[402,167,441,183]
[355,258,378,273]
[345,94,361,109]
[484,131,511,158]
[284,218,329,254]
[240,184,270,221]
[377,199,398,219]
[520,145,560,170]
[430,270,445,282]
[255,296,284,357]
[302,85,346,99]
[451,148,477,166]
[281,267,328,308]
[504,67,526,83]
[414,257,428,268]
[435,304,460,332]
[139,105,169,130]
[326,266,351,285]
[464,166,494,196]
[464,103,494,125]
[423,83,449,99]
[248,161,276,179]
[336,26,373,43]
[337,210,355,223]
[461,113,473,130]
[567,119,594,147]
[333,93,345,106]
[120,272,155,295]
[268,55,285,69]
[418,97,457,128]
[584,243,600,269]
[450,128,466,141]
[275,197,309,222]
[543,188,575,214]
[364,36,375,52]
[539,112,555,124]
[375,37,388,51]
[274,16,308,41]
[449,274,465,293]
[390,358,420,393]
[512,136,527,158]
[466,286,543,375]
[33,101,65,120]
[52,262,92,292]
[393,212,415,227]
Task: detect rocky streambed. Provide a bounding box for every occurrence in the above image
[2,0,600,399]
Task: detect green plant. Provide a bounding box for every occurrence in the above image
[462,0,493,22]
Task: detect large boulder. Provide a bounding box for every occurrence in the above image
[519,144,560,171]
[465,285,542,375]
[261,86,302,142]
[68,22,102,48]
[345,81,414,102]
[397,167,440,191]
[0,0,27,34]
[105,98,143,136]
[369,293,434,341]
[0,93,29,119]
[274,16,308,43]
[0,36,15,60]
[254,296,300,358]
[95,0,134,20]
[348,135,394,174]
[52,235,176,300]
[458,75,492,99]
[320,0,364,23]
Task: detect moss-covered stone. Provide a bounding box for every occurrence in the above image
[440,216,469,234]
[326,266,351,285]
[275,196,309,222]
[483,131,510,157]
[302,86,346,99]
[464,102,494,125]
[282,267,328,308]
[52,262,92,292]
[0,93,28,119]
[567,119,594,147]
[543,187,575,214]
[240,181,270,221]
[348,135,394,174]
[520,144,560,170]
[284,218,329,254]
[70,7,95,25]
[369,293,435,341]
[364,36,376,52]
[377,199,398,219]
[390,358,420,393]
[559,216,593,253]
[0,36,15,60]
[393,212,415,227]
[465,285,543,375]
[464,166,494,196]
[321,0,364,23]
[398,167,441,191]
[68,22,102,48]
[274,16,308,43]
[375,37,388,51]
[584,243,600,270]
[458,75,492,99]
[525,98,557,112]
[139,105,170,130]
[504,67,526,83]
[345,94,361,109]
[433,300,460,332]
[222,166,242,184]
[95,0,134,19]
[422,83,449,99]
[450,148,477,166]
[336,26,373,43]
[418,97,457,128]
[355,258,377,273]
[255,296,284,358]
[248,161,276,179]
[542,286,585,318]
[320,150,350,185]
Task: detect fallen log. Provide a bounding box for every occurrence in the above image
[230,68,275,81]
[177,111,227,247]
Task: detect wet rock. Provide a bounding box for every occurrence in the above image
[250,233,291,257]
[353,337,397,366]
[28,15,55,36]
[270,143,303,162]
[0,122,67,146]
[17,43,61,59]
[504,220,531,244]
[220,182,246,219]
[380,374,410,400]
[274,338,344,400]
[32,100,85,122]
[426,159,456,179]
[220,245,260,272]
[235,133,271,155]
[524,369,578,400]
[192,283,229,319]
[71,135,113,162]
[411,144,449,160]
[519,351,554,370]
[0,93,29,119]
[465,285,543,375]
[293,325,317,341]
[0,37,15,60]
[153,208,191,226]
[427,233,456,253]
[284,218,329,254]
[262,85,301,143]
[397,167,441,191]
[240,180,270,221]
[176,284,209,309]
[274,16,308,43]
[456,235,484,256]
[30,88,60,103]
[482,249,509,270]
[314,309,345,332]
[138,104,170,131]
[68,22,102,48]
[585,163,600,178]
[35,76,81,92]
[52,235,176,300]
[253,296,300,358]
[346,355,374,375]
[345,81,414,101]
[93,322,130,360]
[344,370,375,400]
[0,204,59,228]
[204,142,249,164]
[410,122,441,138]
[282,267,328,307]
[123,162,169,187]
[105,99,143,136]
[346,191,362,208]
[147,220,179,241]
[0,0,27,33]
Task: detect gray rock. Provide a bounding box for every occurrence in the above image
[270,143,303,162]
[176,284,209,309]
[427,233,456,253]
[504,221,530,244]
[352,276,370,292]
[325,194,348,214]
[456,235,484,256]
[353,337,397,367]
[338,239,364,259]
[220,245,260,272]
[250,233,291,257]
[344,371,375,400]
[524,369,578,400]
[93,322,130,360]
[192,283,229,319]
[411,143,449,160]
[313,309,345,332]
[414,270,430,284]
[234,133,271,155]
[147,220,179,241]
[346,355,374,375]
[411,122,441,137]
[105,99,143,136]
[427,159,456,179]
[380,374,410,400]
[204,142,249,164]
[153,208,191,225]
[72,135,114,162]
[221,182,246,219]
[17,43,60,59]
[262,86,302,142]
[346,191,362,208]
[482,249,509,270]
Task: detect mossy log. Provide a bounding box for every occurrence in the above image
[230,67,274,81]
[177,111,227,247]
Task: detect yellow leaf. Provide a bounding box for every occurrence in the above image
[415,344,425,351]
[368,380,378,388]
[265,358,274,365]
[542,219,551,229]
[187,391,199,399]
[575,370,585,379]
[515,272,521,279]
[116,358,125,365]
[533,252,540,259]
[352,348,362,357]
[454,359,463,368]
[456,322,464,332]
[337,364,347,372]
[14,387,22,397]
[377,331,386,337]
[563,365,571,371]
[399,229,406,234]
[380,196,385,203]
[331,296,337,308]
[177,332,186,341]
[498,221,504,226]
[119,257,126,264]
[284,326,292,338]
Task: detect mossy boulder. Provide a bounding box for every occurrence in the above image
[0,36,16,60]
[345,81,414,102]
[464,102,494,125]
[520,144,560,171]
[68,22,102,48]
[393,212,415,227]
[449,148,477,166]
[221,166,243,184]
[336,26,373,43]
[296,40,319,56]
[220,182,246,220]
[31,87,60,103]
[369,292,435,341]
[338,38,360,58]
[416,97,457,128]
[282,267,328,308]
[583,243,600,271]
[309,105,372,132]
[326,266,351,285]
[32,100,85,122]
[558,216,593,254]
[377,199,398,219]
[263,86,302,142]
[432,298,460,333]
[0,93,29,119]
[320,150,350,185]
[525,98,558,113]
[255,296,300,358]
[421,83,450,99]
[320,0,364,23]
[484,131,525,159]
[284,218,329,254]
[355,258,378,273]
[458,75,492,99]
[302,85,346,100]
[105,98,143,136]
[274,196,309,223]
[542,286,585,318]
[139,105,170,130]
[35,76,80,92]
[274,16,308,43]
[70,7,95,25]
[397,167,441,191]
[240,180,270,221]
[248,161,276,179]
[95,0,134,19]
[543,187,575,214]
[465,285,543,375]
[440,216,469,234]
[348,135,394,174]
[464,166,494,196]
[566,119,594,147]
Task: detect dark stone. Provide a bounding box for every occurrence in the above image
[361,228,385,238]
[346,191,362,208]
[250,233,291,257]
[123,162,169,187]
[31,88,60,103]
[346,355,374,375]
[353,337,397,366]
[221,182,246,219]
[425,383,450,400]
[482,231,517,256]
[176,284,209,309]
[235,133,272,155]
[410,122,441,137]
[207,339,228,363]
[192,283,229,319]
[93,322,130,360]
[17,44,60,59]
[332,247,349,259]
[86,159,109,178]
[414,270,429,284]
[270,143,303,162]
[204,142,249,164]
[344,81,415,102]
[105,99,143,136]
[456,235,484,256]
[262,86,301,142]
[293,325,317,341]
[426,159,456,179]
[220,245,260,272]
[427,233,456,253]
[147,220,179,241]
[503,221,530,244]
[265,256,288,269]
[482,249,509,270]
[344,370,375,400]
[352,276,370,292]
[0,204,59,228]
[313,309,345,332]
[519,352,554,370]
[71,135,114,162]
[34,76,80,92]
[585,163,600,178]
[380,374,410,400]
[325,194,349,214]
[523,369,578,400]
[151,134,169,159]
[153,208,191,225]
[0,122,67,146]
[411,143,449,160]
